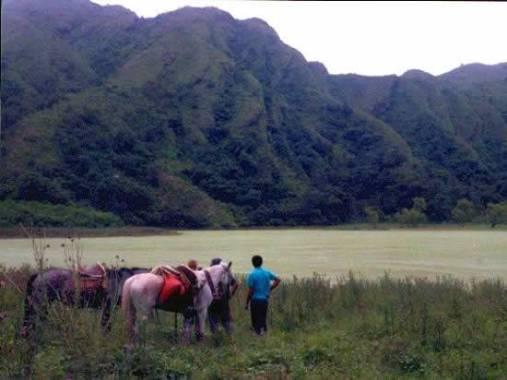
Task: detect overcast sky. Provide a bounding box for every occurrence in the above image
[92,1,507,77]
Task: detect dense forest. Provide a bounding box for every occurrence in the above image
[1,0,507,227]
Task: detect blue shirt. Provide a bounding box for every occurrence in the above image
[247,267,277,301]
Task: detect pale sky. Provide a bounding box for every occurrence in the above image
[92,1,507,77]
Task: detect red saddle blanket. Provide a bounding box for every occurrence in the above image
[77,264,106,293]
[79,277,104,293]
[159,274,187,305]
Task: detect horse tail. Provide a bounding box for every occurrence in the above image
[21,273,38,336]
[121,277,132,316]
[121,278,136,341]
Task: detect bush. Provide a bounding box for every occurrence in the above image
[0,200,123,227]
[451,198,476,224]
[393,197,428,227]
[364,206,380,227]
[486,201,507,228]
[394,208,427,226]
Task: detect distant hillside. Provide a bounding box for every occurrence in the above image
[1,0,507,227]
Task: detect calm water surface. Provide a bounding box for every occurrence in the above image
[1,229,506,280]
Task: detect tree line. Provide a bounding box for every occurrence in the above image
[365,198,507,228]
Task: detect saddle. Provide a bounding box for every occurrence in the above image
[175,265,199,289]
[76,263,107,293]
[152,265,199,305]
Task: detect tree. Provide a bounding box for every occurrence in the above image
[394,197,428,227]
[451,199,476,225]
[486,202,507,228]
[412,197,427,212]
[395,208,427,227]
[364,206,380,228]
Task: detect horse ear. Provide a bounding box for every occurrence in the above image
[228,261,232,269]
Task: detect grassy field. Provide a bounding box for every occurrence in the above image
[0,268,506,379]
[1,229,506,378]
[1,229,506,281]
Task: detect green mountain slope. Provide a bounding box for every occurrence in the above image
[1,0,506,227]
[329,68,507,219]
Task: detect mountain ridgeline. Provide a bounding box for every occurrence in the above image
[1,0,507,227]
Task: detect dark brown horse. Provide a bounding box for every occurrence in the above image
[21,265,148,336]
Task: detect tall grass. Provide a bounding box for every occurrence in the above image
[1,263,505,379]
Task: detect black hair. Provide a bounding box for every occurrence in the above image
[252,255,263,268]
[210,258,222,266]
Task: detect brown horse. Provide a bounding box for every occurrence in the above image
[21,264,147,336]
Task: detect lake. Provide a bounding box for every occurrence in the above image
[1,229,506,281]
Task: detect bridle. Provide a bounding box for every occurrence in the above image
[204,269,221,300]
[204,264,232,301]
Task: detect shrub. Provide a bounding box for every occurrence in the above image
[364,206,380,228]
[451,198,476,224]
[486,201,507,228]
[395,208,427,226]
[0,200,123,227]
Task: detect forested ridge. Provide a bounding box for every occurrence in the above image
[2,0,507,227]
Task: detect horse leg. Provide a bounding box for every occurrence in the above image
[173,312,178,341]
[21,299,36,338]
[182,308,193,344]
[100,297,112,332]
[195,307,207,341]
[134,299,158,347]
[21,274,39,337]
[208,301,219,334]
[222,301,233,334]
[21,299,39,338]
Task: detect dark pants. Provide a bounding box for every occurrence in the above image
[208,298,232,333]
[250,299,268,335]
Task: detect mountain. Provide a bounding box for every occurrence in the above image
[1,0,507,227]
[440,63,507,87]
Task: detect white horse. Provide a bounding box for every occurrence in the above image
[121,261,233,345]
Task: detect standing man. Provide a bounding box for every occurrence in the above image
[208,257,239,333]
[245,255,281,336]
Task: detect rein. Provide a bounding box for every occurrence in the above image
[204,270,220,300]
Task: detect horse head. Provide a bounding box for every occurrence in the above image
[194,271,207,291]
[201,260,233,300]
[219,260,234,288]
